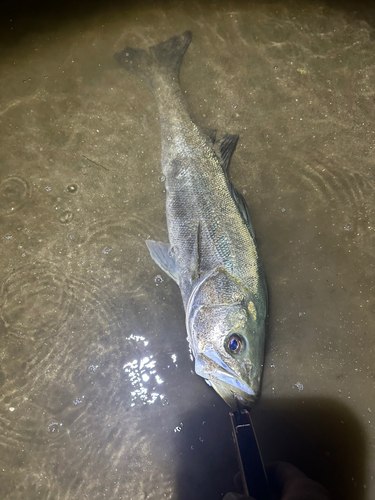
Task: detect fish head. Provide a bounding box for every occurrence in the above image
[186,268,267,409]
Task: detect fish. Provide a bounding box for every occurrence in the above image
[115,31,268,409]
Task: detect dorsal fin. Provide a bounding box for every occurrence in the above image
[214,134,239,172]
[229,184,257,242]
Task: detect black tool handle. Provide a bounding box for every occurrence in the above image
[229,410,271,500]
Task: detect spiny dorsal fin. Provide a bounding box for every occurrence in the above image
[214,134,239,172]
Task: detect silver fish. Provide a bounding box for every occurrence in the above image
[115,31,268,409]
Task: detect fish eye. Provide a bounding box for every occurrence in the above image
[225,334,244,355]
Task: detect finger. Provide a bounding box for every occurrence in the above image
[267,461,308,487]
[223,493,256,500]
[234,471,242,490]
[267,462,331,500]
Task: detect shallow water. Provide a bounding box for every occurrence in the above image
[0,1,374,499]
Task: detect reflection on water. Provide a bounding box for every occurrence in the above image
[123,352,168,407]
[0,1,374,499]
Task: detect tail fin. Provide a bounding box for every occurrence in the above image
[114,31,192,90]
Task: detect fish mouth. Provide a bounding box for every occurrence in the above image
[209,375,257,410]
[195,349,258,409]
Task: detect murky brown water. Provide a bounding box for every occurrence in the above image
[0,1,374,499]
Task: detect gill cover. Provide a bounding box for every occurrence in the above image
[186,266,266,408]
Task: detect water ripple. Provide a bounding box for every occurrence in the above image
[0,176,31,216]
[299,156,375,245]
[0,261,71,339]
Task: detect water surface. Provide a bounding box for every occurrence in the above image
[0,1,374,499]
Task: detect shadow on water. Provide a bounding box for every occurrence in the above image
[1,0,375,47]
[175,397,366,500]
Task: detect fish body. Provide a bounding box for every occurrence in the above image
[115,32,267,409]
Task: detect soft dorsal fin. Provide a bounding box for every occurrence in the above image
[229,184,257,242]
[214,134,239,172]
[145,240,179,283]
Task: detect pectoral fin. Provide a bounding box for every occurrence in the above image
[145,240,179,284]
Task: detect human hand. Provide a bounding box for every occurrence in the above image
[267,462,330,500]
[223,461,330,500]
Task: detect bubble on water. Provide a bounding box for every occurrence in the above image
[280,207,286,213]
[102,246,112,255]
[44,186,51,192]
[199,437,204,443]
[59,211,74,224]
[344,225,351,231]
[174,423,184,433]
[5,235,12,240]
[88,365,98,373]
[67,184,78,193]
[155,275,164,286]
[46,421,63,434]
[294,382,304,391]
[158,175,166,182]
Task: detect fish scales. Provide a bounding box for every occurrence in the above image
[115,31,268,409]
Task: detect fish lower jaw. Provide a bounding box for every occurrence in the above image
[207,375,258,410]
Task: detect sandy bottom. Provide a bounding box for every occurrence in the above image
[0,1,374,499]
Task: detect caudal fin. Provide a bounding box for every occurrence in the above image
[114,31,192,90]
